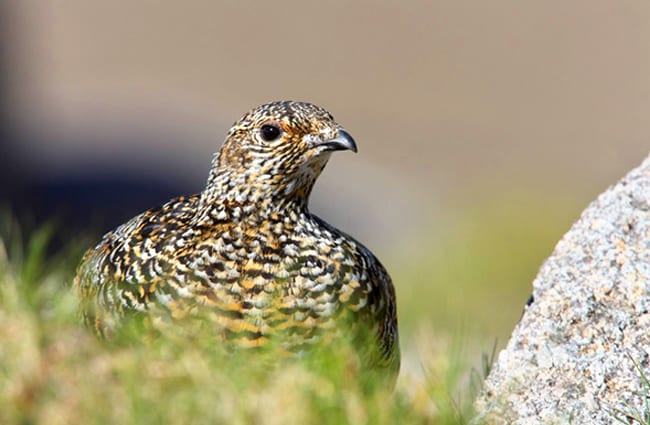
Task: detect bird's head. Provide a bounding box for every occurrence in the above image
[208,101,357,209]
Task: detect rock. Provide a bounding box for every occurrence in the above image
[476,154,650,424]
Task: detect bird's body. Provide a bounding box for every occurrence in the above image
[75,101,399,377]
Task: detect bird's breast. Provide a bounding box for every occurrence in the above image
[173,231,368,350]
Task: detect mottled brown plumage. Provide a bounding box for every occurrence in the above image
[75,101,399,377]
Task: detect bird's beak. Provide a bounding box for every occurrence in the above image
[319,129,358,153]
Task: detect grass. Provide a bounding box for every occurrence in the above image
[0,220,475,425]
[609,355,650,425]
[0,195,581,424]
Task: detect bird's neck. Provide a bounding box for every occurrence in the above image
[194,164,315,227]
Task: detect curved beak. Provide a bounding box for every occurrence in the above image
[320,129,358,153]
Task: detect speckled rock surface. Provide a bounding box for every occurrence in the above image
[476,155,650,424]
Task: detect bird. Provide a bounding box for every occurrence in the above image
[74,100,399,378]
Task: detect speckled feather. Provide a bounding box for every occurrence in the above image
[75,101,399,376]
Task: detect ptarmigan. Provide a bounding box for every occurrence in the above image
[75,101,399,378]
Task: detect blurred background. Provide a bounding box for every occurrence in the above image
[1,1,649,372]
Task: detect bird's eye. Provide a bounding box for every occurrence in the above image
[259,124,282,142]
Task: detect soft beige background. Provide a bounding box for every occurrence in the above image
[4,1,650,347]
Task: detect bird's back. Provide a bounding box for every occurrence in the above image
[75,195,201,329]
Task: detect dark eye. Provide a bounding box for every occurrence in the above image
[259,124,282,142]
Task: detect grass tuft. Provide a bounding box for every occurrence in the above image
[609,355,650,425]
